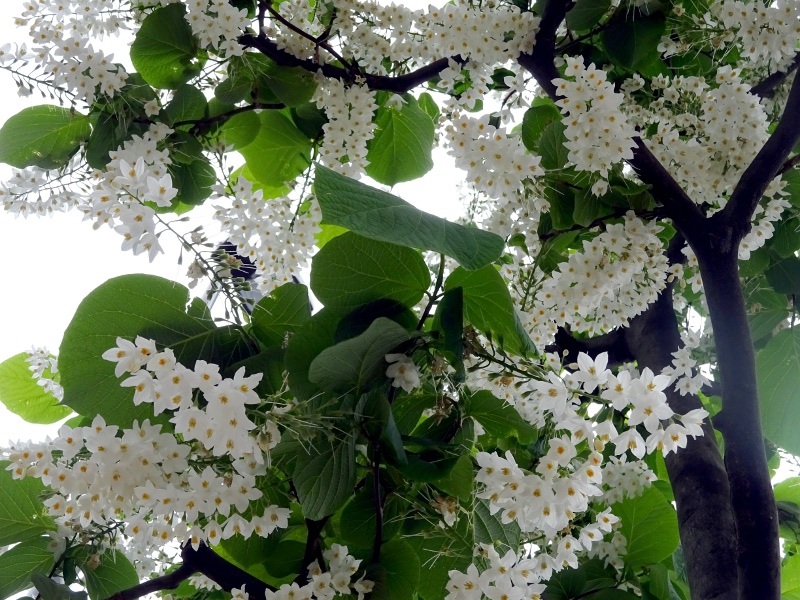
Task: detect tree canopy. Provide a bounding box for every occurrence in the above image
[2,0,800,599]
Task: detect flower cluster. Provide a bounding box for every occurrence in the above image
[26,346,63,401]
[13,0,128,104]
[313,77,378,178]
[213,177,321,291]
[102,336,280,461]
[5,415,289,575]
[0,157,84,217]
[445,113,544,203]
[80,123,177,260]
[553,56,638,194]
[524,213,669,346]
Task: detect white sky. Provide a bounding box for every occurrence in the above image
[0,1,463,443]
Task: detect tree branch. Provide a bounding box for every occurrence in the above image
[371,440,384,564]
[107,543,277,600]
[239,33,463,93]
[751,52,800,99]
[295,517,330,585]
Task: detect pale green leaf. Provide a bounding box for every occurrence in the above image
[613,487,679,568]
[0,353,71,424]
[81,552,139,600]
[0,105,90,169]
[238,111,312,187]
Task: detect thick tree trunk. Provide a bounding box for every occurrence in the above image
[625,289,738,600]
[694,249,780,599]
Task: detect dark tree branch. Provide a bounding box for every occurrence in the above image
[295,517,330,585]
[239,33,463,93]
[371,441,384,563]
[547,327,634,367]
[706,71,800,252]
[107,543,277,600]
[751,52,800,99]
[623,287,739,600]
[697,252,780,598]
[517,0,572,98]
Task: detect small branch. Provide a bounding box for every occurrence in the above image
[107,543,277,600]
[417,254,446,331]
[173,102,284,132]
[371,440,384,564]
[294,518,330,585]
[240,33,463,93]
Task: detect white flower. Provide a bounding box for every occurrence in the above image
[385,353,421,393]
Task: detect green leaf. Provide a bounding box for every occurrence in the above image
[81,552,139,600]
[366,97,435,185]
[539,121,569,170]
[251,283,311,347]
[169,155,216,205]
[0,105,90,169]
[162,84,207,126]
[436,455,473,503]
[613,487,679,568]
[766,257,800,295]
[445,266,535,356]
[31,574,87,600]
[0,536,54,600]
[293,430,356,520]
[285,308,340,400]
[58,275,245,428]
[767,216,800,258]
[521,103,561,151]
[466,390,537,443]
[369,539,421,600]
[473,498,521,551]
[258,64,317,107]
[262,539,305,578]
[315,166,505,270]
[545,183,576,230]
[782,552,800,599]
[418,92,440,122]
[757,328,800,454]
[567,0,612,30]
[85,113,148,170]
[220,111,261,149]
[775,477,800,506]
[602,12,666,71]
[405,520,472,600]
[130,4,201,89]
[311,232,431,311]
[0,353,71,424]
[238,111,312,187]
[573,187,613,227]
[309,317,411,393]
[0,461,55,546]
[340,487,405,548]
[220,535,279,569]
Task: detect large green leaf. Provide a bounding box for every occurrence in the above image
[782,552,800,599]
[293,430,356,520]
[472,498,521,552]
[309,317,411,393]
[311,232,430,311]
[220,111,261,149]
[775,477,800,506]
[0,353,71,424]
[58,275,250,428]
[521,102,562,152]
[161,84,207,126]
[0,105,90,169]
[168,155,216,206]
[613,487,679,568]
[369,539,421,600]
[81,552,139,600]
[445,266,535,356]
[765,257,800,295]
[0,461,55,546]
[757,328,800,454]
[365,97,435,185]
[315,166,505,270]
[257,63,317,107]
[130,4,201,89]
[0,537,54,600]
[238,111,312,187]
[602,11,666,71]
[31,574,87,600]
[285,308,340,400]
[340,487,405,549]
[251,282,311,348]
[465,390,537,443]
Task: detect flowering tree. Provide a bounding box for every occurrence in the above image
[4,0,800,598]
